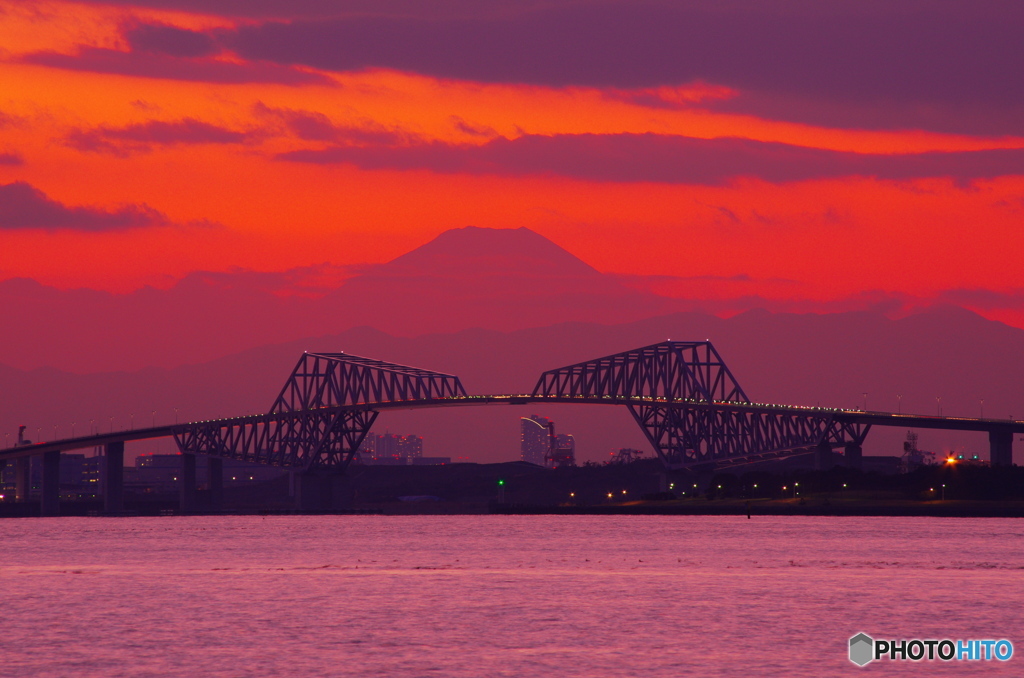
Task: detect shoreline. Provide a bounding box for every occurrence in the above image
[490,499,1024,518]
[3,498,1024,518]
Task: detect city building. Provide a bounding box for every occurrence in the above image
[521,415,552,465]
[357,433,431,464]
[397,434,423,461]
[547,433,576,468]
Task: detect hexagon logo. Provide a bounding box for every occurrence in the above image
[849,633,874,666]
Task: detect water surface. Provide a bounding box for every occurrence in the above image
[1,515,1020,676]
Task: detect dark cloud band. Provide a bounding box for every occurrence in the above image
[220,2,1024,134]
[66,118,250,155]
[0,182,167,231]
[277,133,1024,185]
[22,47,332,86]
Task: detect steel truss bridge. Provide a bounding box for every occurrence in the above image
[2,341,1022,514]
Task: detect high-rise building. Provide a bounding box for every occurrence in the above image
[357,432,425,464]
[521,415,552,465]
[376,433,400,460]
[397,434,423,460]
[357,435,376,460]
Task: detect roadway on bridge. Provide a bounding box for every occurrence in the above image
[3,394,1023,461]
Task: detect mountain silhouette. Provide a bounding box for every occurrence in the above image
[0,227,676,372]
[326,226,674,337]
[385,226,600,276]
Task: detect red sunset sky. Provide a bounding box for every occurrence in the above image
[1,0,1023,328]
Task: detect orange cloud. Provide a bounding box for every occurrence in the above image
[1,0,1023,332]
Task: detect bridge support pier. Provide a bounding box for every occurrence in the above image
[104,442,124,514]
[208,457,223,513]
[41,450,61,517]
[179,453,197,514]
[14,457,29,502]
[844,443,863,471]
[989,429,1013,467]
[815,441,834,471]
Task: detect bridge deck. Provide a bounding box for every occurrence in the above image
[3,394,1023,461]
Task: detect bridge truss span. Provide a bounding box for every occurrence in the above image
[532,341,748,403]
[174,409,379,469]
[271,352,466,412]
[628,401,870,469]
[177,352,465,470]
[13,343,1009,474]
[5,340,1022,517]
[533,342,870,469]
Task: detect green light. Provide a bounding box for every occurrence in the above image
[498,479,505,486]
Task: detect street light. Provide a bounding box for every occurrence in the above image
[980,399,985,419]
[862,392,868,411]
[941,484,946,501]
[936,397,942,416]
[897,394,902,414]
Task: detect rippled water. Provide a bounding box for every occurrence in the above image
[1,515,1021,677]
